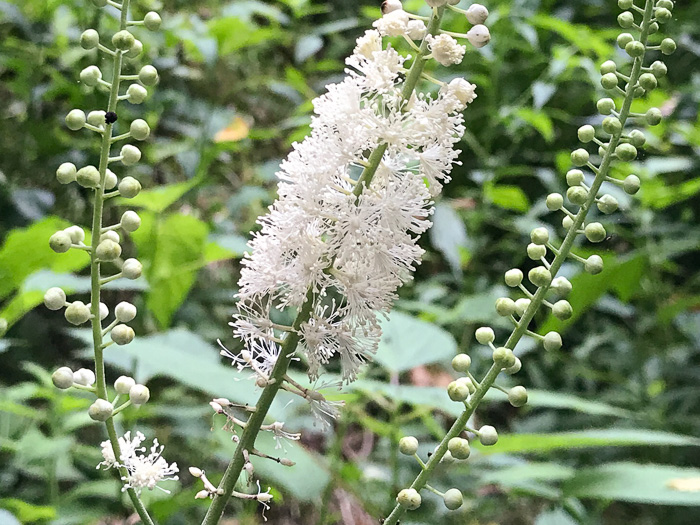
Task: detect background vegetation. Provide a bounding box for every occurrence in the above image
[1,0,699,523]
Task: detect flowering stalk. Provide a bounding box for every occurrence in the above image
[383,0,676,522]
[46,1,174,522]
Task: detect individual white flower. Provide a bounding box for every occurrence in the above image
[264,421,301,450]
[441,77,478,110]
[354,29,383,60]
[97,430,146,470]
[407,20,427,40]
[373,9,409,37]
[427,34,466,66]
[121,438,179,494]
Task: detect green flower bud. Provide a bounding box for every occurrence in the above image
[617,11,635,28]
[600,60,617,75]
[447,380,470,402]
[571,148,589,167]
[493,346,516,368]
[130,119,151,141]
[86,110,106,127]
[88,399,114,422]
[399,436,419,456]
[597,98,616,115]
[124,38,144,59]
[628,129,647,148]
[578,125,596,143]
[138,65,159,86]
[115,302,137,323]
[552,300,573,320]
[654,7,672,23]
[396,488,421,510]
[543,331,563,351]
[495,297,516,317]
[562,215,574,230]
[546,193,563,211]
[566,169,585,186]
[73,368,96,386]
[457,376,476,394]
[56,162,77,184]
[114,375,136,394]
[530,227,550,245]
[600,72,619,90]
[626,41,645,58]
[479,425,499,446]
[49,231,72,253]
[616,143,638,162]
[96,239,122,261]
[650,60,668,78]
[624,174,641,194]
[127,84,148,104]
[508,386,528,407]
[617,32,634,49]
[64,225,85,244]
[657,0,674,9]
[91,0,108,6]
[602,116,622,135]
[443,488,463,511]
[505,356,522,375]
[111,324,135,346]
[52,367,74,389]
[451,353,472,373]
[121,210,141,232]
[598,145,608,157]
[121,145,141,166]
[122,258,143,279]
[144,11,162,31]
[648,21,660,34]
[80,65,102,87]
[129,384,150,406]
[585,222,607,243]
[585,255,604,275]
[65,301,91,325]
[567,186,588,206]
[76,166,101,188]
[112,30,135,51]
[118,176,142,198]
[639,73,657,91]
[475,326,495,344]
[618,0,633,9]
[646,107,663,126]
[100,230,120,243]
[44,287,67,311]
[448,437,471,460]
[65,109,86,131]
[87,302,109,321]
[105,169,118,190]
[80,29,100,50]
[597,194,619,214]
[529,267,552,288]
[504,269,523,287]
[527,243,546,260]
[550,276,572,295]
[632,84,646,100]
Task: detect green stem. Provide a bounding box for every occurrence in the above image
[88,2,154,524]
[201,8,447,525]
[382,1,656,523]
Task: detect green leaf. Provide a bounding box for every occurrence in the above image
[0,500,55,523]
[373,311,457,373]
[484,183,530,212]
[484,388,633,418]
[429,202,470,278]
[563,462,700,506]
[480,462,575,486]
[115,177,201,214]
[515,108,555,142]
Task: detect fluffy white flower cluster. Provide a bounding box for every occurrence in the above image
[229,23,475,382]
[98,431,179,495]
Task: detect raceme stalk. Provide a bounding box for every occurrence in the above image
[383,0,676,522]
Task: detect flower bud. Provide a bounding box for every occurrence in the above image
[600,73,619,90]
[585,255,604,275]
[122,258,143,279]
[63,225,85,244]
[585,222,607,243]
[646,107,662,126]
[615,143,637,162]
[119,176,142,198]
[655,7,672,23]
[447,437,471,460]
[101,230,120,243]
[457,376,476,394]
[127,84,148,104]
[625,41,645,58]
[114,375,136,394]
[189,466,203,478]
[76,166,101,188]
[382,0,402,14]
[112,30,135,50]
[105,169,118,190]
[125,39,143,59]
[552,300,573,320]
[111,324,135,345]
[88,399,114,422]
[648,21,660,34]
[447,380,470,402]
[617,32,634,49]
[443,488,463,510]
[49,231,72,253]
[130,119,150,141]
[543,331,562,351]
[567,186,588,206]
[195,490,210,500]
[529,267,552,288]
[56,162,77,184]
[80,66,102,87]
[566,169,585,186]
[546,193,563,211]
[87,110,106,127]
[52,367,74,389]
[96,239,122,261]
[597,194,618,214]
[479,425,499,446]
[121,210,141,232]
[81,29,100,49]
[577,125,595,143]
[571,148,589,167]
[597,98,616,115]
[139,65,159,86]
[465,4,489,25]
[492,346,516,368]
[396,488,421,510]
[505,356,522,375]
[129,384,150,405]
[144,11,162,31]
[65,109,86,131]
[527,243,546,260]
[426,0,449,7]
[550,276,572,295]
[530,227,549,245]
[451,353,471,373]
[399,436,419,455]
[617,11,634,28]
[508,386,528,407]
[602,116,622,136]
[514,298,531,316]
[120,145,141,166]
[627,130,646,149]
[650,61,667,78]
[495,297,516,317]
[562,215,574,230]
[115,302,137,323]
[85,302,108,320]
[466,24,490,48]
[73,368,96,386]
[657,0,674,9]
[475,326,495,344]
[44,288,67,311]
[600,60,616,74]
[504,269,523,287]
[638,73,657,92]
[65,301,91,325]
[618,0,633,8]
[623,174,641,194]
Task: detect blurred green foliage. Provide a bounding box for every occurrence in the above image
[1,0,699,524]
